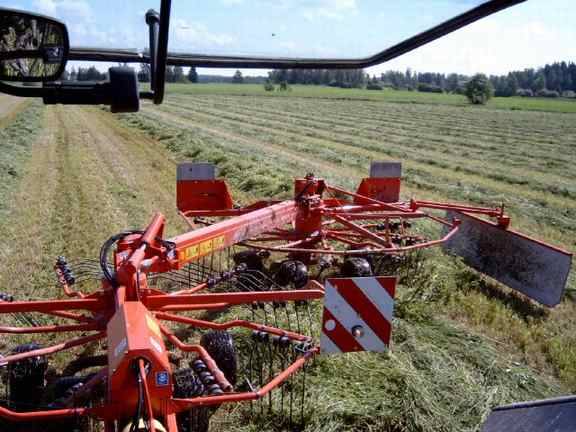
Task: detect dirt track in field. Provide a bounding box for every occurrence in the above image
[0,104,186,306]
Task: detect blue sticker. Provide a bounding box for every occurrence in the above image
[156,371,169,387]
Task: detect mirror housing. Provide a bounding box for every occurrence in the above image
[0,8,69,82]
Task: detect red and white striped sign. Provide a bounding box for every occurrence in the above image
[320,276,396,354]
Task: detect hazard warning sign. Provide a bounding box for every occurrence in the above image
[320,276,396,354]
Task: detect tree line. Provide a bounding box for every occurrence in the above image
[137,65,198,83]
[60,60,576,99]
[378,62,576,97]
[61,66,107,81]
[268,69,366,88]
[268,61,576,97]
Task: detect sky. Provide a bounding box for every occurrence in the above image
[5,0,575,77]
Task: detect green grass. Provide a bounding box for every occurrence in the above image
[115,88,576,431]
[166,83,576,113]
[0,101,42,221]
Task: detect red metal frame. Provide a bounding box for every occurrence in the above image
[0,173,520,431]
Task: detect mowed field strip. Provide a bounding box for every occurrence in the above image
[0,103,187,323]
[147,93,576,249]
[0,90,574,431]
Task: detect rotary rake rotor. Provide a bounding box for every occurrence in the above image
[0,162,571,432]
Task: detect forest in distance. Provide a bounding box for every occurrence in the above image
[62,60,576,99]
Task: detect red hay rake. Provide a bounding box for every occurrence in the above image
[0,162,571,432]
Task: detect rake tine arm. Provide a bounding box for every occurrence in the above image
[241,236,317,250]
[156,312,312,342]
[146,289,324,311]
[246,219,461,255]
[327,212,426,220]
[60,368,108,407]
[410,199,511,227]
[0,322,99,334]
[55,266,86,298]
[326,185,411,213]
[332,215,392,248]
[325,231,381,248]
[156,303,230,312]
[0,332,105,366]
[0,405,88,422]
[160,324,233,392]
[376,222,461,253]
[0,297,106,314]
[324,204,392,213]
[170,348,317,411]
[410,199,502,216]
[166,282,209,296]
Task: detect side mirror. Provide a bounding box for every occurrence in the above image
[0,8,69,82]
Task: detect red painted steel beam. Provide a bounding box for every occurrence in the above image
[0,332,105,366]
[0,297,106,314]
[156,312,311,342]
[169,200,299,268]
[0,322,99,334]
[145,289,324,311]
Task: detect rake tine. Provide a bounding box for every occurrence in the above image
[262,303,269,327]
[294,302,302,335]
[280,346,286,419]
[272,302,280,329]
[289,348,295,429]
[257,342,265,416]
[305,302,314,338]
[267,342,274,414]
[236,278,256,293]
[248,342,255,417]
[300,355,308,428]
[210,252,215,276]
[284,303,293,333]
[13,312,39,328]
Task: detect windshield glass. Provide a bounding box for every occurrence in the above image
[8,1,489,57]
[168,0,488,57]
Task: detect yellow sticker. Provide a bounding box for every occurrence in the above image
[181,244,198,261]
[213,236,225,249]
[199,239,213,256]
[180,235,225,262]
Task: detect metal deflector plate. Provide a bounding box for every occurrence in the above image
[177,162,216,181]
[443,211,572,307]
[482,396,576,432]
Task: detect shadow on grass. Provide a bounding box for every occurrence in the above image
[455,267,549,322]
